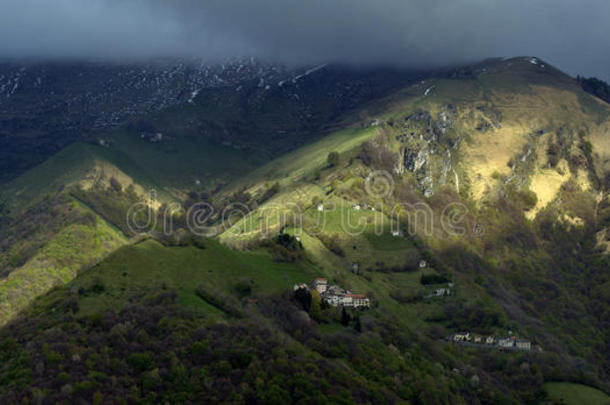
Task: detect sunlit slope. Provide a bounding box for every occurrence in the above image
[2,141,171,215]
[220,57,610,240]
[0,200,126,326]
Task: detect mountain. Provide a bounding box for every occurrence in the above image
[0,59,425,184]
[1,57,610,403]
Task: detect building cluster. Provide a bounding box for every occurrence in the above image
[140,132,164,143]
[294,278,371,308]
[451,332,535,351]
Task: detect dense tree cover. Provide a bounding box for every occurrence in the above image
[327,151,340,167]
[578,76,610,104]
[258,182,280,204]
[71,182,140,237]
[0,194,96,275]
[0,287,470,404]
[2,273,586,404]
[262,233,304,262]
[0,197,9,226]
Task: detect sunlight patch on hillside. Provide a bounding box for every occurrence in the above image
[463,124,529,201]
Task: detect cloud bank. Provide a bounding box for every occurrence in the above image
[0,0,608,80]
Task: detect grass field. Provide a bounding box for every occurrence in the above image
[103,130,270,193]
[2,130,270,216]
[543,382,610,405]
[228,126,379,191]
[3,142,97,212]
[72,238,316,316]
[2,141,176,214]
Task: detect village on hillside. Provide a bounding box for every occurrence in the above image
[450,331,541,352]
[294,278,371,308]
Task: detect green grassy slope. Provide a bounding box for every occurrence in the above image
[543,382,610,405]
[0,200,126,326]
[1,141,172,215]
[207,56,610,397]
[227,126,379,190]
[97,130,270,193]
[2,131,270,217]
[71,238,316,317]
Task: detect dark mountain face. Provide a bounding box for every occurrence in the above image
[0,59,281,183]
[0,60,426,184]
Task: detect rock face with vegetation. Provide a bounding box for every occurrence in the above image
[1,57,610,403]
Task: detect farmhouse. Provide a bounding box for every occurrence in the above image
[516,340,531,351]
[346,294,370,308]
[451,331,533,352]
[497,338,514,348]
[312,278,328,294]
[325,293,344,307]
[453,332,471,342]
[424,287,452,299]
[141,132,164,142]
[305,278,371,308]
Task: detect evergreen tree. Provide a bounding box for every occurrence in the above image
[341,307,351,326]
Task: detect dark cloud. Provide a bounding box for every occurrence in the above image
[0,0,608,80]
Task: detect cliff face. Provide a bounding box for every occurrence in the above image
[377,57,610,220]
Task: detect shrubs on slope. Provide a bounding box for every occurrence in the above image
[578,76,610,104]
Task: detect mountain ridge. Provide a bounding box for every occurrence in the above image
[1,56,610,403]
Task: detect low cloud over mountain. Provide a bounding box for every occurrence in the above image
[1,0,609,80]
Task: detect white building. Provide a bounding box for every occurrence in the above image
[312,278,328,294]
[349,294,370,308]
[516,340,531,351]
[453,332,471,342]
[325,294,343,307]
[498,338,514,348]
[319,281,370,308]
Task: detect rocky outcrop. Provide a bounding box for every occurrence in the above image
[397,105,460,196]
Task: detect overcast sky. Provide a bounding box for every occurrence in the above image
[0,0,608,80]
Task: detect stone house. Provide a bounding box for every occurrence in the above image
[346,294,370,308]
[312,278,328,294]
